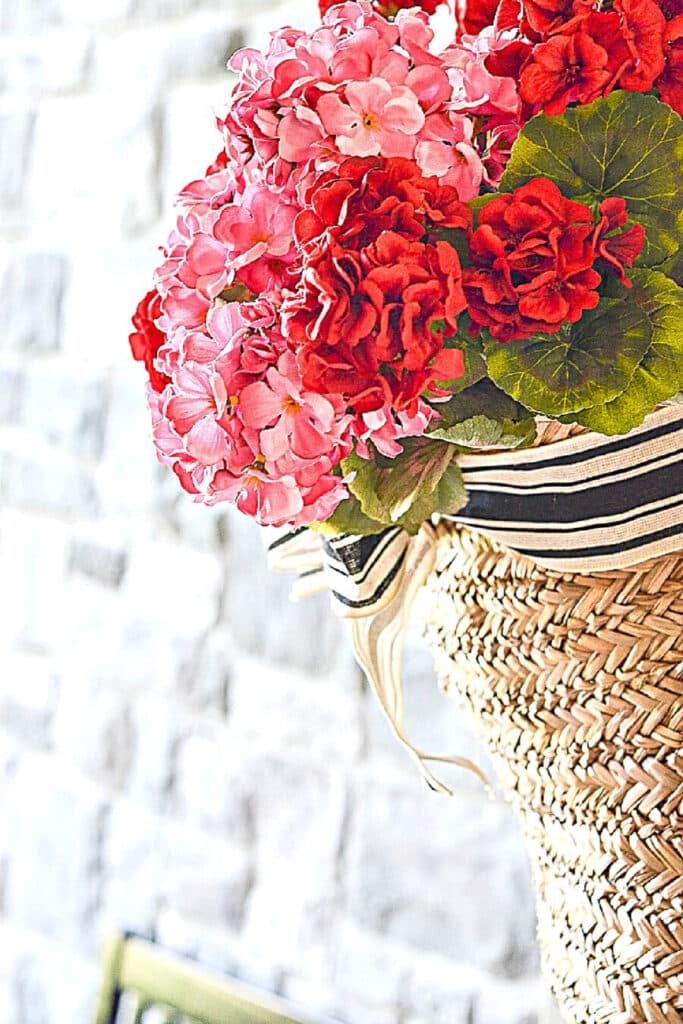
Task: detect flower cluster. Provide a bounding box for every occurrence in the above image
[285,157,471,414]
[463,179,645,340]
[320,0,444,16]
[128,2,522,527]
[129,0,676,535]
[458,0,683,116]
[147,297,352,525]
[223,0,521,199]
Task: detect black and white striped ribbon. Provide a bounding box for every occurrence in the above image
[267,404,683,617]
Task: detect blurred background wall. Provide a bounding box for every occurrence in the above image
[0,1,559,1021]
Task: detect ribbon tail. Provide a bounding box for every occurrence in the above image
[349,523,491,796]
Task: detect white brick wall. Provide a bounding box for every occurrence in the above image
[0,1,563,1022]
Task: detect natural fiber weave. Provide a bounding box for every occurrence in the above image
[421,523,683,1024]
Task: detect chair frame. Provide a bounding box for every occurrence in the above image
[94,933,330,1024]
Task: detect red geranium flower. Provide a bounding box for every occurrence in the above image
[521,0,594,37]
[285,157,471,414]
[519,31,612,114]
[593,197,646,282]
[656,14,683,113]
[456,0,503,35]
[129,288,171,394]
[615,0,666,90]
[463,178,644,342]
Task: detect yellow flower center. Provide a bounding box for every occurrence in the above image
[362,113,380,131]
[283,396,302,415]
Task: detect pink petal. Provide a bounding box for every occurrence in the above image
[185,415,229,464]
[382,88,425,133]
[345,78,392,113]
[239,381,283,428]
[317,93,359,136]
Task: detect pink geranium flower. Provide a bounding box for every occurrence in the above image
[210,467,306,524]
[215,184,298,292]
[355,401,434,458]
[166,365,230,465]
[239,351,351,466]
[318,78,425,157]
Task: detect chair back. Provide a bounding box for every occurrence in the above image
[94,933,333,1024]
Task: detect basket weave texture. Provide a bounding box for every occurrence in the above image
[421,523,683,1024]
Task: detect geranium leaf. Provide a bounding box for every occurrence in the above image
[571,270,683,434]
[432,415,536,449]
[343,439,468,535]
[500,92,683,268]
[313,493,387,537]
[430,379,536,448]
[659,246,683,287]
[484,299,653,417]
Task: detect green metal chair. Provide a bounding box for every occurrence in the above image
[94,933,333,1024]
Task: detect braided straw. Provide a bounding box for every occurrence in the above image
[421,524,683,1024]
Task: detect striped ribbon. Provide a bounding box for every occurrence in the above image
[266,404,683,792]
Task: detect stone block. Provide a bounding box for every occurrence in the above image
[0,28,92,94]
[158,820,252,929]
[240,755,348,976]
[94,15,244,104]
[475,977,542,1024]
[0,0,62,32]
[0,104,35,230]
[343,777,539,976]
[27,94,160,239]
[68,529,128,589]
[100,799,165,937]
[171,726,253,844]
[0,649,59,748]
[73,535,222,695]
[52,674,133,788]
[21,367,109,458]
[0,366,25,424]
[125,693,181,810]
[0,923,99,1024]
[175,623,231,710]
[0,249,67,354]
[228,653,364,763]
[2,447,99,517]
[220,509,351,678]
[332,921,408,1010]
[3,754,106,950]
[97,366,163,515]
[403,956,476,1024]
[0,510,69,651]
[56,0,136,22]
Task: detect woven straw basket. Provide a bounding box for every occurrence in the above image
[419,425,683,1024]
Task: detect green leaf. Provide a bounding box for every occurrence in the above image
[485,299,653,417]
[571,270,683,434]
[500,92,683,268]
[311,493,387,537]
[659,246,683,287]
[429,379,537,448]
[343,439,468,535]
[432,414,536,449]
